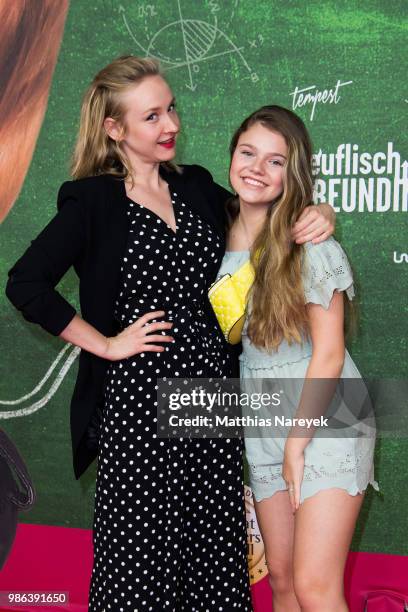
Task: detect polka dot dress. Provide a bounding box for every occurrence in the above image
[88,192,252,611]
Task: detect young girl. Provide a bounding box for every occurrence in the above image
[216,105,378,612]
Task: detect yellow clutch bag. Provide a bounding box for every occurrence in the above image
[208,259,255,344]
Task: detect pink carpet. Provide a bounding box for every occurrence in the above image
[0,524,407,611]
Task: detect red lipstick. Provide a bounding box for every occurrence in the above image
[158,137,176,149]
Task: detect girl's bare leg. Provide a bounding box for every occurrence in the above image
[254,491,301,612]
[293,488,365,612]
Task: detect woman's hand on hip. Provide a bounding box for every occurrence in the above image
[104,311,174,361]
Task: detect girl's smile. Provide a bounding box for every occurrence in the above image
[230,122,288,207]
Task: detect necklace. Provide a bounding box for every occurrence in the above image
[238,213,253,251]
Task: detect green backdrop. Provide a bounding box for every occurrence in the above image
[1,0,407,552]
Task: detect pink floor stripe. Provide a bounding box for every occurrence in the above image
[0,524,92,612]
[0,524,407,611]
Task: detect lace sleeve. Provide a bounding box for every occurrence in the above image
[302,237,355,310]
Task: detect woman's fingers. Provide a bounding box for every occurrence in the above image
[125,319,173,336]
[293,219,330,243]
[143,321,173,334]
[292,206,317,231]
[134,310,166,327]
[143,334,174,344]
[294,225,329,244]
[140,344,167,352]
[311,230,332,244]
[292,206,334,244]
[293,215,325,234]
[107,311,176,359]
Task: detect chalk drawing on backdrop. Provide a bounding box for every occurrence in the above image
[0,344,80,419]
[119,0,260,91]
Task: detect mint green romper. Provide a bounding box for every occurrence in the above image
[216,237,379,504]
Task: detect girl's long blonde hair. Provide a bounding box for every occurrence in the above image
[71,55,178,179]
[227,106,315,350]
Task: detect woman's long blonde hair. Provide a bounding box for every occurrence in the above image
[227,105,315,350]
[71,55,178,179]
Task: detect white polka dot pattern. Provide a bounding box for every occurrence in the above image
[88,193,252,611]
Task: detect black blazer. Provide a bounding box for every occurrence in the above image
[6,165,236,479]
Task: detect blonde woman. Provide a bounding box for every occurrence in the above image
[216,106,378,612]
[6,57,334,610]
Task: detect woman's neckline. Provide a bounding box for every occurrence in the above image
[125,187,178,236]
[225,249,249,254]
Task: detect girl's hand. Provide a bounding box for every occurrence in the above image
[291,203,335,244]
[104,311,174,361]
[282,440,305,513]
